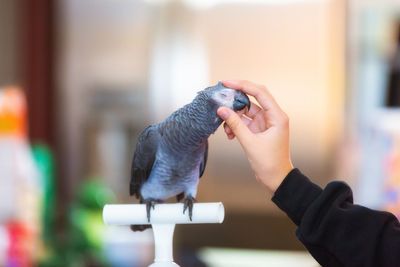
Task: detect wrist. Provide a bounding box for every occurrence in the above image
[265,162,294,193]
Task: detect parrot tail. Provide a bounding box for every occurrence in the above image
[130,224,152,231]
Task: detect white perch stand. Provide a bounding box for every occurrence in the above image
[103,203,225,267]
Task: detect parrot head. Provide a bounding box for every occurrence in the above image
[204,82,250,111]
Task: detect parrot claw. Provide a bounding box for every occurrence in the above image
[183,196,196,221]
[144,199,161,222]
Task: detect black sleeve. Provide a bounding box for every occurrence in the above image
[272,168,400,267]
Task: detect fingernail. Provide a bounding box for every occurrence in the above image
[217,108,229,120]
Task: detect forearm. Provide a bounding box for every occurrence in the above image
[272,169,400,267]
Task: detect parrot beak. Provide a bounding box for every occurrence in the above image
[233,92,251,111]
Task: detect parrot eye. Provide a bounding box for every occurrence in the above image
[220,93,227,98]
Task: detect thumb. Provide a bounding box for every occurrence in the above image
[217,107,252,146]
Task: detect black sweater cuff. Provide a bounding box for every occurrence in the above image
[271,168,322,226]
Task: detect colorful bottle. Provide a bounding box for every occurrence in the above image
[0,86,42,267]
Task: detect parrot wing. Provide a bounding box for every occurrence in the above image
[130,125,161,198]
[199,140,208,178]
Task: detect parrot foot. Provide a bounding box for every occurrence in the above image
[143,199,161,222]
[183,196,196,221]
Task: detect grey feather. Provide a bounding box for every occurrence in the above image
[199,140,208,178]
[130,125,161,198]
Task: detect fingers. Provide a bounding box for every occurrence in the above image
[222,80,287,125]
[224,116,252,139]
[245,101,261,119]
[217,107,252,146]
[222,80,275,109]
[222,79,280,109]
[224,123,235,139]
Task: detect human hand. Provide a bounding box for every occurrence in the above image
[217,80,293,194]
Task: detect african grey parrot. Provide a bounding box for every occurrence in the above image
[130,82,250,231]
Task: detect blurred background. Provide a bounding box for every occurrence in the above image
[1,0,400,266]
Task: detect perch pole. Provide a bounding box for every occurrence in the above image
[103,202,225,267]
